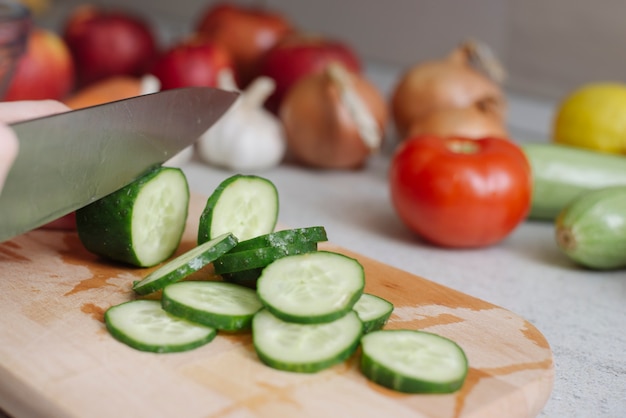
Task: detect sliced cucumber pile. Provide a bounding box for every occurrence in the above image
[96,171,467,393]
[76,166,190,267]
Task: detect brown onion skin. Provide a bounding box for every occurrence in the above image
[279,67,387,169]
[391,56,506,140]
[405,104,509,140]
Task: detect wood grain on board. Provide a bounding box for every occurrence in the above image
[0,194,553,418]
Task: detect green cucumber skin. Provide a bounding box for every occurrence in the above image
[556,186,626,269]
[76,167,189,267]
[231,226,328,253]
[132,233,238,296]
[197,174,279,245]
[213,241,318,275]
[522,143,626,220]
[221,268,264,288]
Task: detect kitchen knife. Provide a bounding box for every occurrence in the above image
[0,86,238,243]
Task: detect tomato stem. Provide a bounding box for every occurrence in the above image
[446,138,480,154]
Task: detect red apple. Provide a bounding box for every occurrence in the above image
[257,34,362,114]
[196,2,294,88]
[150,37,233,90]
[3,28,75,101]
[62,5,157,87]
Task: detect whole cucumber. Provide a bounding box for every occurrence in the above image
[555,186,626,270]
[522,143,626,220]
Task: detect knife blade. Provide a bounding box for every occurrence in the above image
[0,86,238,243]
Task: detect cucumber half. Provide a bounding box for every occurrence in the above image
[76,166,190,267]
[360,329,468,394]
[198,174,279,245]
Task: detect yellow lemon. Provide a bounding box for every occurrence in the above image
[553,83,626,155]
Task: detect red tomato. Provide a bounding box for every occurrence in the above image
[389,135,532,248]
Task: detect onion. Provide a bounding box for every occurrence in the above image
[391,40,506,140]
[406,102,508,140]
[279,62,387,169]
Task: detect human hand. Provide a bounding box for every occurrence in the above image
[0,100,75,229]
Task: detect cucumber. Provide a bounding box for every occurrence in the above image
[221,268,264,288]
[198,174,279,244]
[104,299,217,353]
[76,166,189,267]
[218,226,328,286]
[360,329,468,394]
[230,226,328,253]
[353,293,394,333]
[162,281,263,331]
[252,309,363,373]
[555,185,626,269]
[213,240,318,275]
[522,143,626,220]
[132,233,238,295]
[256,251,365,324]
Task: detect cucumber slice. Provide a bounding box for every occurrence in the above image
[256,251,365,324]
[252,309,363,373]
[353,293,394,333]
[221,268,264,288]
[198,174,279,245]
[77,166,189,267]
[213,240,318,275]
[132,233,238,295]
[104,299,217,353]
[230,226,328,253]
[162,281,263,331]
[360,329,469,394]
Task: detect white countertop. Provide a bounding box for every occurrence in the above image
[176,62,625,418]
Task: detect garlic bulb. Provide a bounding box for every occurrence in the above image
[196,70,286,171]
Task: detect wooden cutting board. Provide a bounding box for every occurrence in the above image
[0,194,553,418]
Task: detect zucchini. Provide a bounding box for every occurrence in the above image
[522,143,626,220]
[76,166,189,267]
[555,185,626,270]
